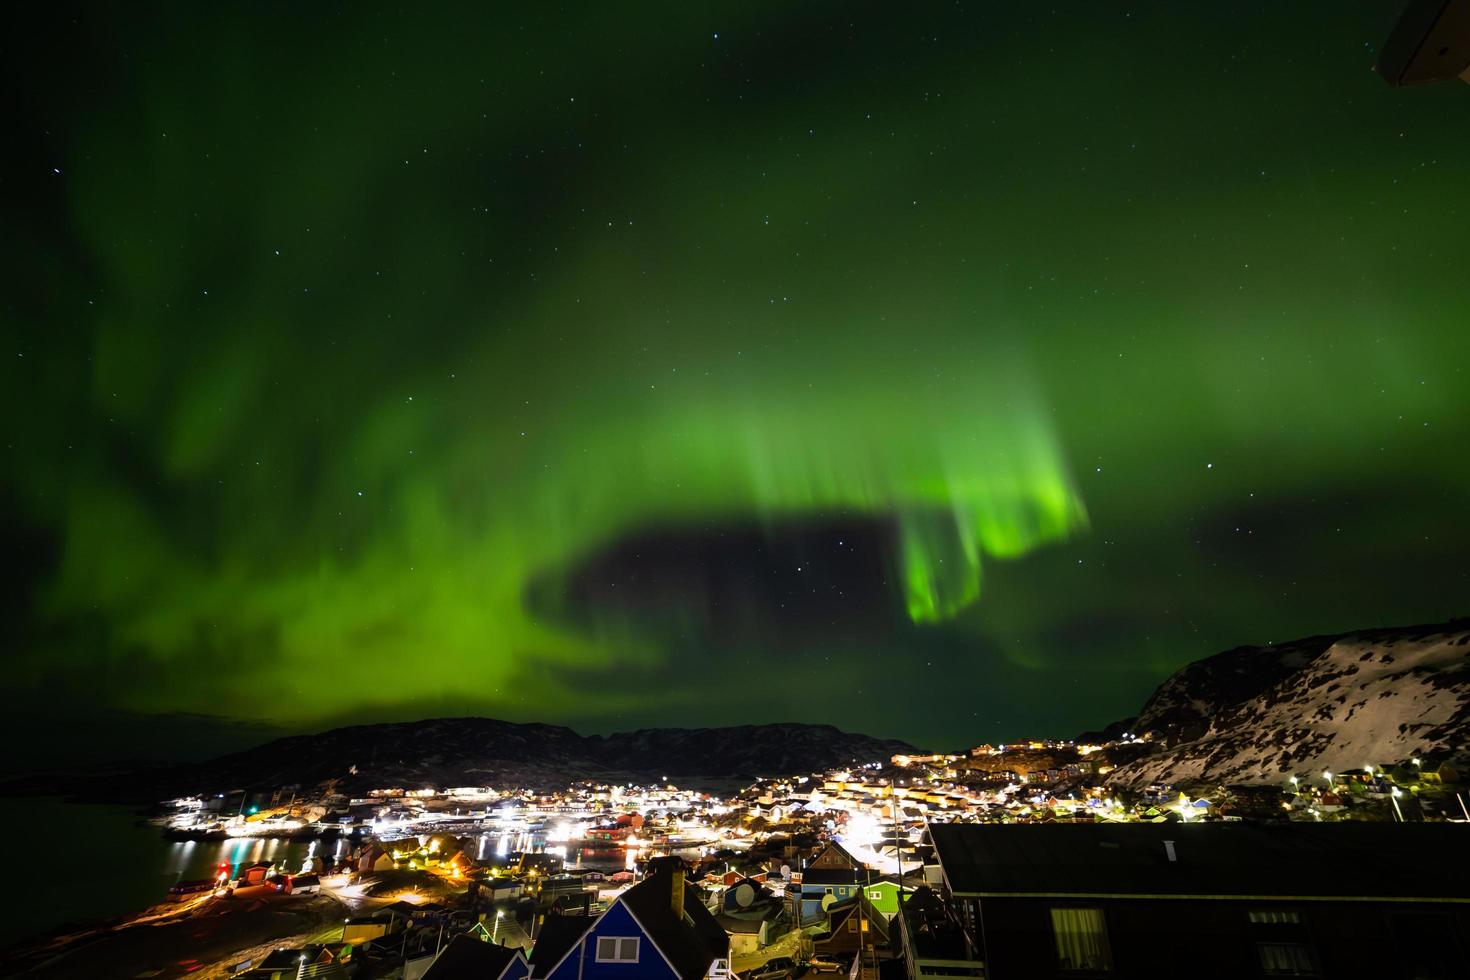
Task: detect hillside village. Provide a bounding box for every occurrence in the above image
[9,622,1467,978]
[15,731,1458,979]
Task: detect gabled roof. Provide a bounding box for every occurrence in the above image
[620,872,730,980]
[257,948,306,969]
[528,915,587,978]
[384,900,421,917]
[807,842,861,870]
[799,867,865,886]
[826,897,891,941]
[714,914,765,934]
[929,823,1470,901]
[423,934,525,980]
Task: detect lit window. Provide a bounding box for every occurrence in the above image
[1256,943,1317,976]
[1249,910,1302,924]
[1050,907,1112,972]
[596,937,640,962]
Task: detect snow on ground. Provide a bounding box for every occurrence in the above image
[1111,626,1470,787]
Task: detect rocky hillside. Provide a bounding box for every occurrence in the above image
[1104,619,1470,787]
[151,718,916,796]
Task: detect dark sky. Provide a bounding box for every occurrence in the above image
[5,2,1468,762]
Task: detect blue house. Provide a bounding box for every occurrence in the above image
[535,864,730,980]
[792,842,867,925]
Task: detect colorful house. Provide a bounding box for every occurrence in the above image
[792,843,866,925]
[856,879,907,921]
[357,844,396,874]
[813,894,891,959]
[535,865,731,980]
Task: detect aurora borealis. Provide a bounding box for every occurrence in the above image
[5,2,1469,757]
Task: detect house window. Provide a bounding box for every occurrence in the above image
[1248,908,1317,976]
[1050,907,1112,973]
[868,889,882,900]
[596,937,640,962]
[824,887,834,895]
[1256,942,1318,976]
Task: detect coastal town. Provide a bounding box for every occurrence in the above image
[10,733,1466,979]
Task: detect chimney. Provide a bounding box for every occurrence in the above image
[671,865,685,918]
[1163,840,1177,863]
[648,855,687,917]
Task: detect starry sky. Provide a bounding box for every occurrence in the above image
[4,1,1469,763]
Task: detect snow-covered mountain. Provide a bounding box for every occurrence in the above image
[1105,619,1470,787]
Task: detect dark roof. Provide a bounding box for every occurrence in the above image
[423,935,522,980]
[257,948,306,969]
[621,871,730,980]
[929,823,1470,901]
[800,868,866,886]
[714,914,765,934]
[529,915,588,978]
[827,898,891,940]
[809,842,861,868]
[900,886,969,962]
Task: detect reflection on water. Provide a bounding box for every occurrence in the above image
[0,800,722,952]
[161,833,316,883]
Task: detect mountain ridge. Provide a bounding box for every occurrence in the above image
[1100,618,1470,787]
[151,717,919,796]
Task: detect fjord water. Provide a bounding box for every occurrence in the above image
[0,799,313,951]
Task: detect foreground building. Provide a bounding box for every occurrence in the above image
[913,823,1470,980]
[534,860,731,980]
[422,935,531,980]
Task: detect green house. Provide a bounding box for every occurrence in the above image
[857,879,909,920]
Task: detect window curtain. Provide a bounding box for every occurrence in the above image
[1257,942,1316,975]
[1051,907,1112,972]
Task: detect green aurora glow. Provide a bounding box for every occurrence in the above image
[4,2,1469,750]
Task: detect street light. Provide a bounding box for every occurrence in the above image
[1322,771,1333,787]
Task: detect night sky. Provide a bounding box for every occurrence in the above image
[5,2,1469,761]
